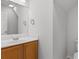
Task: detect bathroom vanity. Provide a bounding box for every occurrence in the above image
[1,0,38,59]
[1,39,38,59]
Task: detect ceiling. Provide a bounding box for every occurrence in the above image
[54,0,78,11]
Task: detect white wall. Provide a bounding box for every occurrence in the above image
[67,6,78,58]
[29,0,53,59]
[53,5,67,59]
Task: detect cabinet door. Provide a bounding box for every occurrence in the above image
[24,41,38,59]
[1,45,24,59]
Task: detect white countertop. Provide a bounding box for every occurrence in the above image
[1,35,38,48]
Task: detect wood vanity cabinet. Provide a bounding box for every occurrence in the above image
[24,41,38,59]
[1,41,38,59]
[1,45,24,59]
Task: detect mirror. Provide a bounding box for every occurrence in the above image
[1,0,29,35]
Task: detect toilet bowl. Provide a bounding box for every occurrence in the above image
[74,52,78,59]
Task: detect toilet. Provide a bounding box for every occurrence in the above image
[74,52,78,59]
[73,40,78,59]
